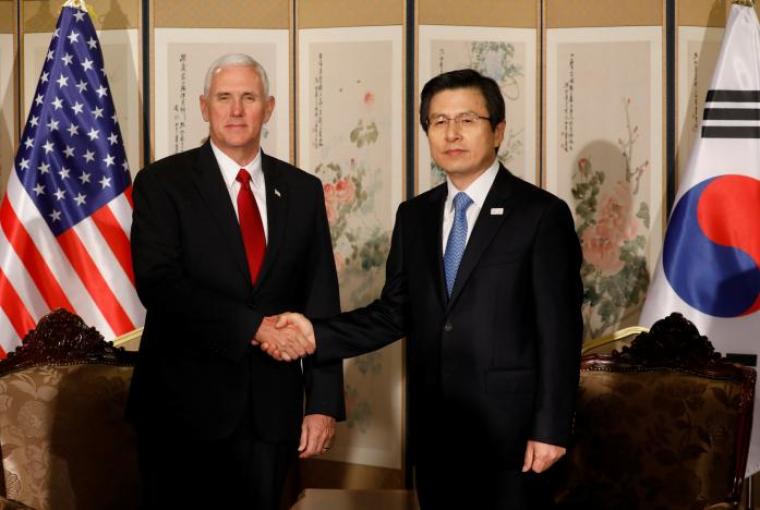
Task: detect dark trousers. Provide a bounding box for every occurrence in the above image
[136,413,296,510]
[415,454,556,510]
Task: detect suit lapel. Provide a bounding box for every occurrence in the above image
[255,152,288,290]
[446,166,516,311]
[190,142,251,282]
[423,184,448,310]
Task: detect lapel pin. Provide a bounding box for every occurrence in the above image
[274,188,281,198]
[490,207,504,216]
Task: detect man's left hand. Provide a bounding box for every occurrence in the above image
[298,414,336,458]
[522,440,566,473]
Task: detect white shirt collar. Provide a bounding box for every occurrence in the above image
[209,141,264,192]
[445,158,500,210]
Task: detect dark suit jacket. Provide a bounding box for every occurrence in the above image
[314,166,582,467]
[127,142,344,443]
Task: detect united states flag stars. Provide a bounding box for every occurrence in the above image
[0,5,143,354]
[14,8,130,236]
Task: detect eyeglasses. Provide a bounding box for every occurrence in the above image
[426,112,491,132]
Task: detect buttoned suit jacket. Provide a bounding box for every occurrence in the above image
[127,142,345,442]
[314,165,582,467]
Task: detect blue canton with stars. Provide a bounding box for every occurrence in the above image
[13,6,131,236]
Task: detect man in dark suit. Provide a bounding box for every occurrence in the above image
[126,53,344,509]
[264,69,583,508]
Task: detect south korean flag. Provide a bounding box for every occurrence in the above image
[641,2,760,475]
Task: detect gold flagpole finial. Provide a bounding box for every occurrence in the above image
[62,0,88,10]
[61,0,96,20]
[733,0,756,7]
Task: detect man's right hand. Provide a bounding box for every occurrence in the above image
[253,315,314,361]
[276,313,314,341]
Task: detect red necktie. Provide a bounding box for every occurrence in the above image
[236,169,266,284]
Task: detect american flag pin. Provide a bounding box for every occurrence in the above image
[274,189,281,197]
[490,208,504,215]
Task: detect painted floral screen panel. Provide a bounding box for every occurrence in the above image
[0,31,14,200]
[417,25,538,193]
[677,26,722,185]
[153,28,290,163]
[24,29,141,178]
[545,26,664,340]
[298,25,404,469]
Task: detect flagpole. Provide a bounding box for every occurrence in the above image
[729,1,757,503]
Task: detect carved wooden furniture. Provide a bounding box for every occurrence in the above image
[555,313,755,509]
[0,309,139,510]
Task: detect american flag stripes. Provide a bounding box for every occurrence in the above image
[0,4,144,356]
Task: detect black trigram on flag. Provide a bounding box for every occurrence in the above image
[702,89,760,138]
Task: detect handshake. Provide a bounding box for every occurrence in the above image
[253,312,315,362]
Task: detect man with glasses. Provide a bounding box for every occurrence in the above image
[264,68,583,508]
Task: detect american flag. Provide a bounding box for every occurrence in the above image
[0,5,144,356]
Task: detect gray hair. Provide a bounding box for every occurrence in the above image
[203,53,270,97]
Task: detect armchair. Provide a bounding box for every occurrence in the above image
[0,309,139,510]
[555,313,755,509]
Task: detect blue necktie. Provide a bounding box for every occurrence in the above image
[443,192,473,296]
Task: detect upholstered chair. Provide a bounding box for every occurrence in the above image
[0,309,139,510]
[555,313,755,509]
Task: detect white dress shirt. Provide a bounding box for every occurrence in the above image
[210,141,269,242]
[442,159,500,252]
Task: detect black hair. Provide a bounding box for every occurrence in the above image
[419,69,505,133]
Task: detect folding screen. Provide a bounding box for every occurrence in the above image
[297,0,406,471]
[0,0,17,199]
[416,0,540,192]
[544,0,666,340]
[151,0,290,162]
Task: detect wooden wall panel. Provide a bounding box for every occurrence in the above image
[23,0,139,31]
[154,0,289,29]
[419,0,536,27]
[0,0,17,200]
[298,0,403,28]
[546,0,663,27]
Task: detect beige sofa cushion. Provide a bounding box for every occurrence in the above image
[0,363,139,510]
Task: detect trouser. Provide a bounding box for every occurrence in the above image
[415,454,556,509]
[136,410,297,510]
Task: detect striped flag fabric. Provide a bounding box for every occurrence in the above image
[702,90,760,139]
[640,3,760,475]
[0,4,144,357]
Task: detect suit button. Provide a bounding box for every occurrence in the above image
[443,322,453,333]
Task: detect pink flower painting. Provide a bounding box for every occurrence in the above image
[581,181,637,275]
[334,178,356,205]
[571,98,651,338]
[323,182,338,225]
